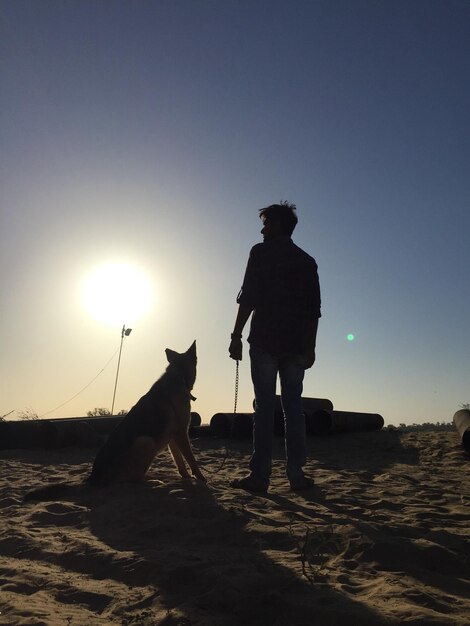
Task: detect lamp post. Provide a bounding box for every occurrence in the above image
[111,324,132,415]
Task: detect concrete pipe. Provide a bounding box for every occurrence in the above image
[252,395,334,436]
[210,413,253,439]
[305,410,332,435]
[52,415,123,436]
[0,421,13,450]
[0,419,59,450]
[190,412,202,427]
[189,424,213,438]
[55,420,103,448]
[210,413,231,437]
[310,410,384,434]
[453,409,470,449]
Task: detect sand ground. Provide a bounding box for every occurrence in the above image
[0,429,469,625]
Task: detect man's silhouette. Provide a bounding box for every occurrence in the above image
[229,201,321,491]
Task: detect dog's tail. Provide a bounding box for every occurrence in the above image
[23,481,86,503]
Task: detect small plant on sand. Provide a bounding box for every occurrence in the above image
[289,518,343,585]
[87,407,112,416]
[87,407,128,416]
[16,408,39,420]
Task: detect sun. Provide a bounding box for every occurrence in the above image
[83,262,153,326]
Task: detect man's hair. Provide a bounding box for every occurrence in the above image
[259,201,298,236]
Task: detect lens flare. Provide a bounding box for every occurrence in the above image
[347,333,355,341]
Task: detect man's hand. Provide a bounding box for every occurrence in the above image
[303,348,316,369]
[229,336,243,361]
[303,318,319,369]
[229,305,251,362]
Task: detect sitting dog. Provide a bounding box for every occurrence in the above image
[24,341,205,502]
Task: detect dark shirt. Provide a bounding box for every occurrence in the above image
[237,236,321,356]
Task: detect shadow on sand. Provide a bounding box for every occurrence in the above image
[84,476,388,625]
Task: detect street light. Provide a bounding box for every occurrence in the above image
[111,324,132,415]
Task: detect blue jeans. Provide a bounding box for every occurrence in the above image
[249,345,307,483]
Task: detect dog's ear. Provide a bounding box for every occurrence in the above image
[187,340,196,358]
[165,348,179,363]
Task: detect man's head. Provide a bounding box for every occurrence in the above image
[259,201,298,241]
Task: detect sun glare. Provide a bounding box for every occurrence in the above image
[83,262,153,326]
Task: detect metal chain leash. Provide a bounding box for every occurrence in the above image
[233,359,239,415]
[205,359,239,475]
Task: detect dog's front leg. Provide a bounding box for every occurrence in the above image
[168,440,191,479]
[173,431,207,482]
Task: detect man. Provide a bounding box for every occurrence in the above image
[229,201,321,492]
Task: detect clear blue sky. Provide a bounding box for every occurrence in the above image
[1,0,469,425]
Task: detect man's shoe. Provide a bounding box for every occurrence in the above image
[290,476,314,491]
[231,475,269,493]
